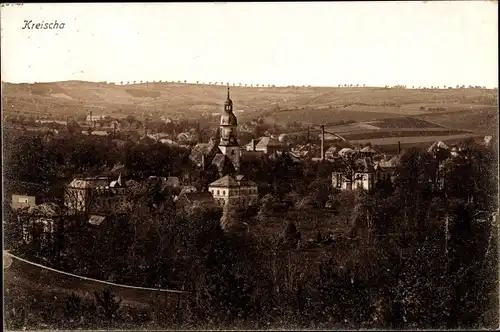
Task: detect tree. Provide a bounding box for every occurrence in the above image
[257,194,277,221]
[93,289,122,322]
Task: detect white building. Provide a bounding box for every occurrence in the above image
[209,175,259,208]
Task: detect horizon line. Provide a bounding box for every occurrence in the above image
[2,80,497,89]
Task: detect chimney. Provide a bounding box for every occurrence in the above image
[320,125,325,161]
[252,139,256,151]
[89,110,93,123]
[398,141,401,154]
[201,154,205,170]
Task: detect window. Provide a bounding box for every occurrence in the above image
[217,190,220,195]
[222,190,226,195]
[336,174,342,188]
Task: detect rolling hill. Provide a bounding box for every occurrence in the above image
[2,81,498,148]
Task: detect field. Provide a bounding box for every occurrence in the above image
[2,81,497,147]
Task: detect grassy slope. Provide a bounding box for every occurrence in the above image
[2,81,497,125]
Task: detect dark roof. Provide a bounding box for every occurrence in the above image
[209,174,257,188]
[211,153,235,173]
[27,203,60,216]
[241,150,266,163]
[189,142,218,165]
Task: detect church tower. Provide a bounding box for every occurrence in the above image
[219,86,240,172]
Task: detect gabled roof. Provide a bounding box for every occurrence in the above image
[27,203,60,216]
[211,153,236,173]
[68,177,110,189]
[427,141,450,153]
[209,174,257,188]
[109,174,123,188]
[67,179,93,189]
[189,142,218,165]
[360,146,378,154]
[326,146,339,154]
[89,215,106,226]
[209,175,240,187]
[338,147,356,157]
[255,137,283,149]
[388,154,403,166]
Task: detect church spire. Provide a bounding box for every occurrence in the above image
[224,85,233,112]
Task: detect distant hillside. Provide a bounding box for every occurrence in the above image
[2,81,497,132]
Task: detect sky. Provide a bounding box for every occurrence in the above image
[1,2,498,87]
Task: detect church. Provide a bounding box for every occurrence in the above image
[207,87,259,208]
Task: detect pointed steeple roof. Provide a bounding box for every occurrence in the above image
[224,85,233,107]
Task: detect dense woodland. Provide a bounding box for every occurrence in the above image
[3,131,499,330]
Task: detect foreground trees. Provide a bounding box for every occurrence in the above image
[4,139,498,329]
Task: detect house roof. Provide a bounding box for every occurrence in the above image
[109,174,123,188]
[209,174,257,188]
[211,153,236,173]
[241,150,266,163]
[360,146,378,154]
[89,215,106,226]
[67,179,93,189]
[190,142,218,165]
[338,147,356,157]
[159,138,178,145]
[427,141,450,153]
[388,154,403,166]
[27,203,60,216]
[255,137,283,149]
[326,146,339,155]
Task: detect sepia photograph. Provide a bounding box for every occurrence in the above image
[1,1,499,330]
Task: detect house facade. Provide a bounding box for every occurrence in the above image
[209,175,259,208]
[64,175,129,215]
[332,155,400,191]
[11,194,37,210]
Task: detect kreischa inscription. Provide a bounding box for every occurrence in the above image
[22,20,65,30]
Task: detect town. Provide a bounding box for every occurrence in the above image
[3,83,499,330]
[2,2,499,331]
